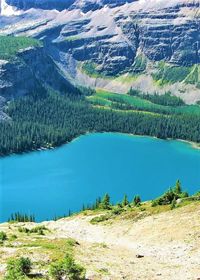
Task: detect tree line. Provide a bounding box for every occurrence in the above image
[1,89,200,156]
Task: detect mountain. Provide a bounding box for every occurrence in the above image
[0,41,79,98]
[0,0,200,103]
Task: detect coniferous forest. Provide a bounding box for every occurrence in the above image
[1,86,200,156]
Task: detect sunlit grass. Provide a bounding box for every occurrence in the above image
[90,89,200,116]
[0,36,42,60]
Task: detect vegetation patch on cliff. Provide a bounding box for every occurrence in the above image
[0,36,42,61]
[152,62,191,86]
[184,64,200,88]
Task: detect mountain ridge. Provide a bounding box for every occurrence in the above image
[0,0,200,103]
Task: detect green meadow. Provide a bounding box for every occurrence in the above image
[87,89,200,117]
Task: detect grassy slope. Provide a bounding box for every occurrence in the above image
[152,62,192,85]
[87,89,200,116]
[0,198,200,279]
[80,62,139,82]
[81,59,200,87]
[0,36,42,60]
[184,64,200,88]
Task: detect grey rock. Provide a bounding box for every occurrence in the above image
[0,0,199,103]
[0,46,77,99]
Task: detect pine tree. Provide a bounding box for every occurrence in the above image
[174,180,182,194]
[95,197,101,209]
[122,194,129,206]
[100,193,111,210]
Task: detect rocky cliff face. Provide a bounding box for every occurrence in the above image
[4,0,76,11]
[0,46,78,99]
[4,0,136,11]
[0,0,200,103]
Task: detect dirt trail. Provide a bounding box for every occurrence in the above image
[42,203,200,280]
[1,203,200,279]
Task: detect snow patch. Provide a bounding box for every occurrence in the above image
[0,0,21,16]
[130,0,200,11]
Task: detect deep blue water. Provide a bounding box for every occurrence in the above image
[1,133,200,222]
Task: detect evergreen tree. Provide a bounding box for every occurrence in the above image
[174,180,182,194]
[1,88,200,156]
[122,194,129,206]
[100,193,111,210]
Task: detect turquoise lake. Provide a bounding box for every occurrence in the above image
[1,133,200,222]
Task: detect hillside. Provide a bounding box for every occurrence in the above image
[0,0,199,103]
[0,2,200,279]
[0,198,200,279]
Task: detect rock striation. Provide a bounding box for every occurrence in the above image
[0,0,200,103]
[0,46,78,99]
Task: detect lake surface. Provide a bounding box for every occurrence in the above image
[1,133,200,222]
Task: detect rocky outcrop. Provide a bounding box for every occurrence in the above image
[0,0,199,102]
[4,0,76,11]
[2,0,199,73]
[0,46,77,99]
[4,0,136,12]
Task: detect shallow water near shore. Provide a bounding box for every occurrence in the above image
[1,133,200,222]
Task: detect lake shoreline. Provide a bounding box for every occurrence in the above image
[176,139,200,150]
[101,132,200,151]
[2,132,200,222]
[1,131,200,158]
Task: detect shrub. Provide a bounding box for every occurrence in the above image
[151,188,177,206]
[111,207,123,215]
[18,225,48,235]
[30,225,48,235]
[133,195,141,206]
[171,197,177,210]
[151,199,159,207]
[4,257,32,280]
[18,258,32,275]
[194,191,200,197]
[18,227,30,234]
[151,180,189,207]
[66,238,77,247]
[9,235,17,241]
[179,191,189,198]
[49,254,86,280]
[0,231,7,243]
[90,214,111,224]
